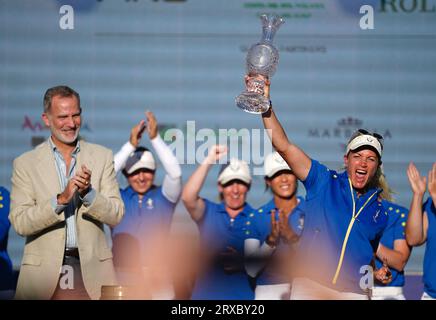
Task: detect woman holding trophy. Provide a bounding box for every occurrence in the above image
[238,14,396,299]
[257,82,396,299]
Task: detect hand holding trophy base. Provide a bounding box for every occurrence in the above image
[236,74,271,114]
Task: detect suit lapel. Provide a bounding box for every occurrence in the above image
[35,141,62,196]
[76,140,95,176]
[75,140,96,219]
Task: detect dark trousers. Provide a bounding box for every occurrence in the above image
[51,249,91,300]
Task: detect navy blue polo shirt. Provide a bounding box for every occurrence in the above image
[191,199,256,300]
[297,159,390,294]
[423,197,436,298]
[246,197,305,285]
[112,186,176,267]
[375,201,409,287]
[0,186,14,290]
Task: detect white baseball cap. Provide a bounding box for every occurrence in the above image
[217,158,251,185]
[346,134,383,158]
[264,152,291,178]
[124,147,156,175]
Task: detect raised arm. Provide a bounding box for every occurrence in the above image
[146,111,182,203]
[406,162,429,246]
[182,145,227,222]
[113,119,146,173]
[258,77,311,181]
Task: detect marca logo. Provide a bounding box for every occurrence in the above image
[21,115,92,132]
[22,116,46,132]
[307,116,391,152]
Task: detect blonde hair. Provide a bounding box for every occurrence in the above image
[371,167,394,201]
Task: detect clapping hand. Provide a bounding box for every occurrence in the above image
[278,209,299,244]
[407,162,427,196]
[374,258,392,285]
[145,111,158,140]
[73,164,92,197]
[129,119,146,148]
[266,209,280,247]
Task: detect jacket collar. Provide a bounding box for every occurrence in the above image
[34,138,94,195]
[339,170,382,205]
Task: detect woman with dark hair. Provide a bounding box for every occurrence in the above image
[245,152,305,300]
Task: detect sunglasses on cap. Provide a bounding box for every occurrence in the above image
[357,129,384,142]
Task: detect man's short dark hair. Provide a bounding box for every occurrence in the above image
[43,85,80,113]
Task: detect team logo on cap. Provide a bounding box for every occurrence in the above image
[229,159,240,171]
[274,157,285,164]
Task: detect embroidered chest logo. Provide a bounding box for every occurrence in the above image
[373,210,381,223]
[298,215,305,230]
[146,198,154,210]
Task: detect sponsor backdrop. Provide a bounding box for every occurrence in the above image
[1,0,435,273]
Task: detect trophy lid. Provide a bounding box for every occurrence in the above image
[260,14,284,43]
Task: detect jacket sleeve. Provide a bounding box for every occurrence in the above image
[9,157,65,237]
[83,149,125,227]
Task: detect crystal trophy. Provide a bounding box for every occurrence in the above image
[236,14,284,114]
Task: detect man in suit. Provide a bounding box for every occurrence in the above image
[9,85,125,300]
